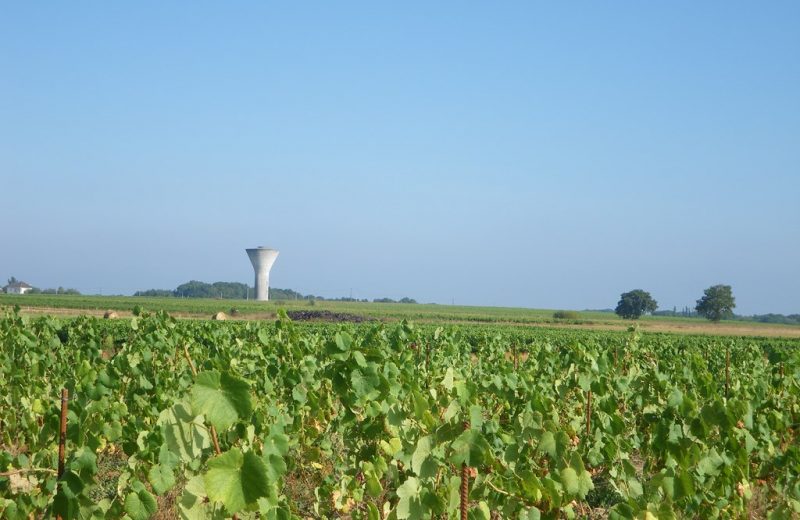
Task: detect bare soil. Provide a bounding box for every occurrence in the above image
[286,310,374,323]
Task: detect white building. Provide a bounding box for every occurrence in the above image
[3,281,33,294]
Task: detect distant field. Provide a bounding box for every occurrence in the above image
[2,293,799,338]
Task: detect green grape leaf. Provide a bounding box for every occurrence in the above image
[204,448,270,514]
[411,436,432,476]
[674,470,695,500]
[59,470,84,499]
[335,332,352,351]
[366,474,383,497]
[262,453,287,483]
[158,443,181,468]
[159,401,211,462]
[263,428,290,457]
[148,464,176,496]
[537,432,557,458]
[524,508,542,520]
[442,368,455,391]
[178,475,208,520]
[124,481,157,520]
[697,449,724,477]
[396,477,423,519]
[559,468,580,495]
[352,351,368,368]
[559,453,594,499]
[70,447,98,477]
[367,503,381,520]
[449,429,491,467]
[190,371,253,431]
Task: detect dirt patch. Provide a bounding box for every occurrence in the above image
[286,310,373,323]
[88,448,128,503]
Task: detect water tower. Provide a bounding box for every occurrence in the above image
[246,247,279,301]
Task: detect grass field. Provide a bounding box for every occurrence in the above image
[2,293,799,338]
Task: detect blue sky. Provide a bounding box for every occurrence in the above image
[1,2,798,314]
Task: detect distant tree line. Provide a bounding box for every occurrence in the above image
[29,287,81,295]
[647,307,797,324]
[612,284,797,324]
[8,276,81,295]
[134,280,417,303]
[5,276,81,295]
[615,285,737,322]
[134,281,321,300]
[653,306,699,318]
[734,313,800,325]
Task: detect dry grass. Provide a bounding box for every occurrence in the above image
[153,484,182,520]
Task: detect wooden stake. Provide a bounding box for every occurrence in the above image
[460,465,469,519]
[58,389,68,477]
[460,421,470,520]
[586,390,592,440]
[56,388,68,520]
[426,343,431,379]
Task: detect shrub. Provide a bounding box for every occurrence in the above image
[553,310,579,320]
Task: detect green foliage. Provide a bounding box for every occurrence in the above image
[28,286,81,295]
[747,313,800,325]
[373,297,418,303]
[615,289,658,319]
[0,310,799,518]
[204,448,271,513]
[176,280,251,299]
[135,281,324,301]
[553,310,579,320]
[189,371,253,431]
[132,289,173,297]
[124,481,157,520]
[696,284,736,322]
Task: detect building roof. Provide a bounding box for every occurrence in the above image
[5,281,32,289]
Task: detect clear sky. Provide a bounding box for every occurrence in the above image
[1,2,798,315]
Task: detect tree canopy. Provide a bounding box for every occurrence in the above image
[615,289,658,320]
[696,284,736,322]
[134,281,360,301]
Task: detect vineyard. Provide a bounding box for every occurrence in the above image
[1,308,799,519]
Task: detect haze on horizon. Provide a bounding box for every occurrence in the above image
[1,3,798,315]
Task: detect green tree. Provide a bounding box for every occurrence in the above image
[615,289,658,319]
[695,284,736,322]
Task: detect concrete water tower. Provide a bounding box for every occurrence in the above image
[246,247,279,301]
